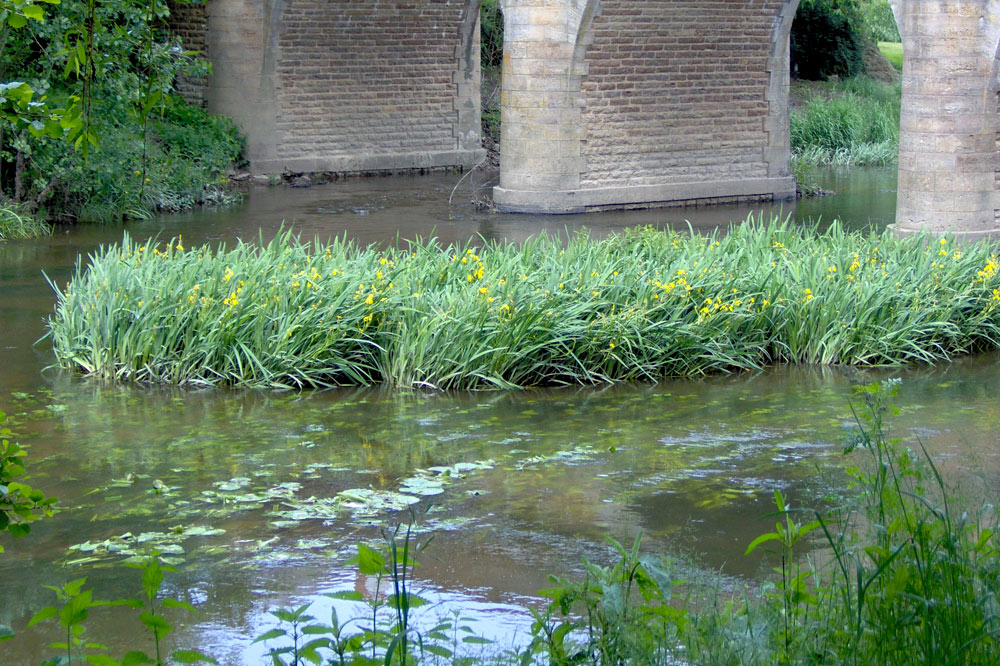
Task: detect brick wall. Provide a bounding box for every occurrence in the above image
[274,0,471,161]
[578,0,783,189]
[166,1,209,106]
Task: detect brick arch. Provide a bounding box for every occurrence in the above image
[571,0,798,198]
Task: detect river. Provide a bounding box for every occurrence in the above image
[3,166,997,664]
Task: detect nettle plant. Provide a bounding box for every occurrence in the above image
[0,408,57,553]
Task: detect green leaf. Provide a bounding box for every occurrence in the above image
[65,578,88,596]
[252,628,286,644]
[28,605,59,627]
[22,5,44,20]
[325,591,364,601]
[162,598,197,613]
[86,656,122,666]
[121,651,153,665]
[8,522,30,538]
[171,650,219,664]
[462,636,493,645]
[356,543,385,575]
[745,532,781,555]
[138,611,172,636]
[7,13,27,28]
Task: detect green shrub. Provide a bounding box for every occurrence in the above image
[46,218,1000,389]
[481,0,504,69]
[0,0,245,222]
[791,0,866,80]
[18,95,244,222]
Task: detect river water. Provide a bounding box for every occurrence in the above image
[2,167,997,664]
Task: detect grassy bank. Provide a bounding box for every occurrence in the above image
[10,96,245,224]
[878,41,903,70]
[791,77,900,167]
[46,218,1000,389]
[0,203,51,240]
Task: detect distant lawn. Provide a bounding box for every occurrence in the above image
[878,41,903,71]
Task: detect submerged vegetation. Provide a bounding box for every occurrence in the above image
[47,217,1000,389]
[7,381,1000,665]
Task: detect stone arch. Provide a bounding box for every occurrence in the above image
[765,0,801,179]
[495,0,799,213]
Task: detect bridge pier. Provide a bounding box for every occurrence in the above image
[891,0,1000,240]
[169,0,485,178]
[494,0,798,214]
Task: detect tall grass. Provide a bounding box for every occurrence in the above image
[0,204,51,240]
[46,217,1000,389]
[791,78,900,167]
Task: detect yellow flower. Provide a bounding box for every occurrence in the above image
[479,287,488,295]
[609,342,615,349]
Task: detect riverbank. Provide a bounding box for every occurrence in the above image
[790,76,900,167]
[47,216,999,389]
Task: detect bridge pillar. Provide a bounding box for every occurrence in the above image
[172,0,485,177]
[494,0,798,214]
[892,0,1000,240]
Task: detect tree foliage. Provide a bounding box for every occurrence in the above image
[791,0,867,80]
[0,0,243,222]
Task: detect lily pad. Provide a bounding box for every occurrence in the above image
[336,488,420,515]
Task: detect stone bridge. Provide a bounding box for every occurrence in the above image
[169,0,1000,239]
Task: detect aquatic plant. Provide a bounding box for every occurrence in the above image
[254,522,491,666]
[46,217,1000,389]
[532,381,1000,665]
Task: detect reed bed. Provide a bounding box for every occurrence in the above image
[791,78,900,167]
[46,217,1000,389]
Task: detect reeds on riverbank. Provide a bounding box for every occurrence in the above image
[791,78,900,167]
[46,217,1000,389]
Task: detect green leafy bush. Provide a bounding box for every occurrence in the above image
[791,0,866,80]
[860,0,900,42]
[0,0,245,222]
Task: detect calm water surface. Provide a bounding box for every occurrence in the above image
[4,166,997,664]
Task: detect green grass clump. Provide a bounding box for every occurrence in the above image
[46,217,1000,389]
[791,78,900,167]
[0,204,51,240]
[878,41,903,70]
